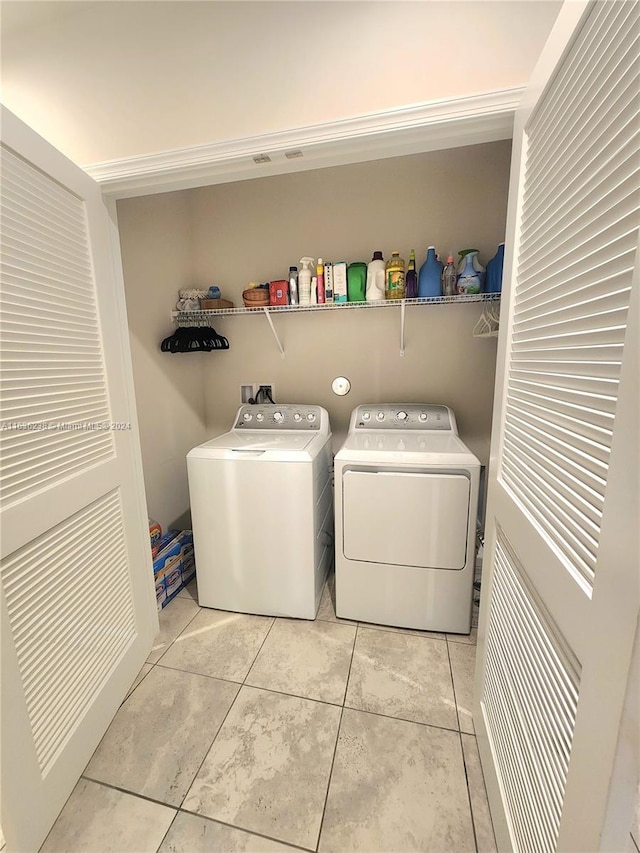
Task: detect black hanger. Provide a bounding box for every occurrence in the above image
[160,326,229,353]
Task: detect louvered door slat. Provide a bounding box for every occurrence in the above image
[483,533,580,853]
[501,5,639,584]
[526,1,637,157]
[2,288,99,320]
[4,257,103,293]
[523,141,639,254]
[1,165,86,228]
[519,219,638,297]
[1,491,137,774]
[5,205,90,254]
[3,232,94,278]
[526,47,639,195]
[502,428,605,515]
[2,271,99,309]
[0,146,116,508]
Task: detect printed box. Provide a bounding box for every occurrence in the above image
[153,530,196,609]
[332,261,347,303]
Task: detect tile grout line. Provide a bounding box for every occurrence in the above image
[170,609,316,850]
[77,589,480,852]
[79,778,309,853]
[177,806,313,852]
[171,616,278,813]
[447,636,480,853]
[313,621,360,852]
[446,635,463,733]
[151,603,203,667]
[126,591,480,851]
[155,810,179,853]
[126,598,205,706]
[80,774,180,811]
[458,731,480,853]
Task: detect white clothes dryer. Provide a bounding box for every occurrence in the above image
[334,404,480,633]
[187,404,333,619]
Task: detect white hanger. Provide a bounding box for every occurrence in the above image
[473,300,500,338]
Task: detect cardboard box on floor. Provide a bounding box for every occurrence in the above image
[153,530,196,610]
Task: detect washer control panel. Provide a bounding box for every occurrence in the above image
[234,404,324,430]
[352,404,455,432]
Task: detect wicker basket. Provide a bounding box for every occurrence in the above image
[242,288,270,307]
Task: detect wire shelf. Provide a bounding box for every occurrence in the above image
[171,292,501,326]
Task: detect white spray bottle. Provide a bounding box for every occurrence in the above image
[298,257,315,305]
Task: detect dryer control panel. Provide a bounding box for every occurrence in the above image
[234,404,327,431]
[351,404,456,433]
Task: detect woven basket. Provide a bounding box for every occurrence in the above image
[242,288,270,307]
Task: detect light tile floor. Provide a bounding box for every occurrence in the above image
[40,574,496,853]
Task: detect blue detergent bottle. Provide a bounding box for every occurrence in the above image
[418,246,443,298]
[485,243,505,293]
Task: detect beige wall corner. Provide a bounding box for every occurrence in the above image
[117,191,207,531]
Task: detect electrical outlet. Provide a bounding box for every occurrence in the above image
[257,384,274,403]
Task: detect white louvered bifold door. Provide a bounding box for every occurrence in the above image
[474,3,640,852]
[0,109,157,853]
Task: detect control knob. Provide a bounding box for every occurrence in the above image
[307,412,316,422]
[376,411,385,421]
[243,412,252,421]
[273,411,284,423]
[397,411,408,422]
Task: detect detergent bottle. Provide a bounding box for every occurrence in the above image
[418,247,443,298]
[366,251,385,301]
[298,258,314,305]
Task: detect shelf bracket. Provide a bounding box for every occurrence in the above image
[263,307,285,357]
[400,299,406,357]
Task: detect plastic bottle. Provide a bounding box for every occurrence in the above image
[405,249,418,299]
[347,262,367,302]
[485,243,505,293]
[316,259,325,303]
[418,247,443,298]
[288,266,298,306]
[298,257,315,305]
[366,251,385,301]
[456,251,484,294]
[440,255,457,297]
[385,251,405,300]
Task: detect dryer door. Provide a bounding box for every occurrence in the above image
[343,469,470,569]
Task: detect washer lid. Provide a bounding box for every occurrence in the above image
[336,431,480,467]
[187,430,320,461]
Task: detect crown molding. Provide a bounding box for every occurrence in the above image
[86,87,523,199]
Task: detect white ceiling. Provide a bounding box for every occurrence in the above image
[0,1,101,37]
[1,1,562,172]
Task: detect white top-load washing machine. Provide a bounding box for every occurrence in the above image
[334,404,480,633]
[187,404,333,619]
